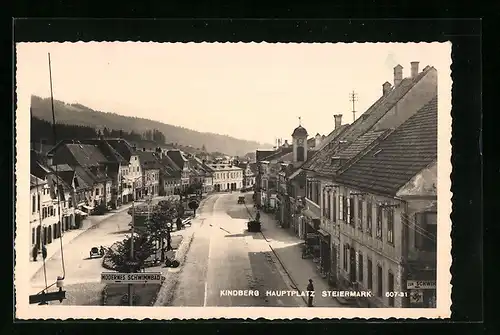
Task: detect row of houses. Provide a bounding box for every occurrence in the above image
[255,62,438,308]
[29,136,257,257]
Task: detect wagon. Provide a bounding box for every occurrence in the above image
[237,196,245,204]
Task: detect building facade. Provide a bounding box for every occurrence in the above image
[210,164,244,191]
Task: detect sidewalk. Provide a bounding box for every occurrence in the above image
[28,196,167,280]
[258,211,341,307]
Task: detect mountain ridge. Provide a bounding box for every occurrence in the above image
[30,95,273,156]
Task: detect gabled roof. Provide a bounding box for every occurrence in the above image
[79,139,129,166]
[166,150,188,169]
[259,147,293,162]
[135,150,163,170]
[335,96,437,196]
[106,138,134,162]
[304,67,434,177]
[256,150,277,162]
[72,166,95,190]
[49,142,110,167]
[30,174,46,188]
[157,154,181,178]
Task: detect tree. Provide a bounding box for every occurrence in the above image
[106,234,156,273]
[188,199,200,216]
[144,201,177,262]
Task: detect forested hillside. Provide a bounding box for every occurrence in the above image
[30,96,272,156]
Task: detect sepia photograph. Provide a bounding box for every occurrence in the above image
[15,41,452,319]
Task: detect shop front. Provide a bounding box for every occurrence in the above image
[317,229,331,279]
[406,263,437,308]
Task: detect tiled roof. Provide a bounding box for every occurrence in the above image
[50,164,74,172]
[30,174,46,188]
[260,147,293,162]
[248,162,258,174]
[64,143,109,167]
[301,124,350,171]
[335,96,437,196]
[72,166,95,190]
[166,150,187,169]
[305,68,433,177]
[337,129,390,160]
[78,139,128,166]
[158,156,180,178]
[135,150,163,170]
[256,150,277,161]
[106,139,134,162]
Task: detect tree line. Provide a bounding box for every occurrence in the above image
[31,116,167,146]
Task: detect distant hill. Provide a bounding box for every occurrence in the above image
[30,96,273,156]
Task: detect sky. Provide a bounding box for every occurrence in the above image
[16,42,451,145]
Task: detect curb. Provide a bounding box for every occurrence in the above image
[152,231,195,306]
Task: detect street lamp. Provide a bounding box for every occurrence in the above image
[166,222,172,252]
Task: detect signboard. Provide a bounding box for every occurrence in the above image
[407,280,436,289]
[410,290,423,304]
[101,272,162,284]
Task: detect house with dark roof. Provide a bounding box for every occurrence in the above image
[77,138,130,208]
[166,149,191,191]
[187,156,214,194]
[321,97,438,308]
[135,149,162,198]
[47,140,113,210]
[155,150,182,196]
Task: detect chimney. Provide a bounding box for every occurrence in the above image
[411,61,419,78]
[394,64,403,86]
[315,133,322,148]
[382,81,392,95]
[334,114,343,130]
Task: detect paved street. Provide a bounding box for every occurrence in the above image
[170,193,304,307]
[29,197,171,304]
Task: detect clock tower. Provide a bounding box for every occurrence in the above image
[291,118,308,164]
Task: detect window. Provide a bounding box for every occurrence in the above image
[327,191,331,220]
[339,196,344,220]
[343,244,348,270]
[414,212,437,252]
[366,201,373,235]
[322,191,327,216]
[388,272,395,306]
[357,198,363,230]
[376,206,383,240]
[32,195,36,213]
[377,265,383,297]
[32,228,36,245]
[37,194,40,211]
[387,208,394,245]
[297,146,305,161]
[95,188,100,196]
[367,258,373,290]
[346,197,352,225]
[332,194,337,222]
[358,253,364,282]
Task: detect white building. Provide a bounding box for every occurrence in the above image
[210,163,244,192]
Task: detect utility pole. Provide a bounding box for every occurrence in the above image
[129,180,135,306]
[349,90,358,122]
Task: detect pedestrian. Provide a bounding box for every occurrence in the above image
[41,244,47,260]
[255,210,261,223]
[307,279,314,307]
[176,217,182,231]
[32,245,38,262]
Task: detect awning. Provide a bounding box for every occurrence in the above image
[74,209,89,216]
[317,229,330,238]
[302,209,320,220]
[82,205,94,210]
